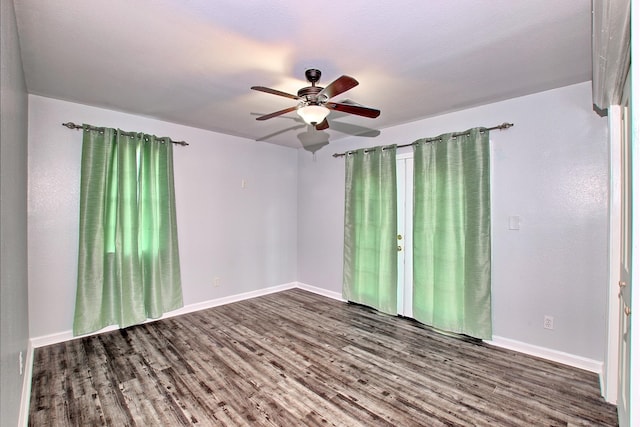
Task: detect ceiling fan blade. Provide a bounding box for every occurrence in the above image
[318,75,359,99]
[251,86,300,100]
[255,106,298,121]
[315,119,330,130]
[326,102,380,118]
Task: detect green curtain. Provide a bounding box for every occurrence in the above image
[413,128,492,339]
[73,126,183,336]
[343,145,398,315]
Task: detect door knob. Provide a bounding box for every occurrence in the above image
[619,280,627,288]
[397,234,403,240]
[625,306,631,316]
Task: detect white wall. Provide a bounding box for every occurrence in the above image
[0,0,29,426]
[298,82,609,362]
[28,96,298,338]
[0,0,30,425]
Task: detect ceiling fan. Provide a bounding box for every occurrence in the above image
[251,69,380,130]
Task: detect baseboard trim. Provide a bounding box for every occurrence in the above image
[30,282,299,348]
[29,286,606,376]
[487,335,603,374]
[296,282,344,301]
[296,286,605,378]
[18,341,34,427]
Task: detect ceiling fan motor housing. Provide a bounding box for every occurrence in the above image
[297,86,325,105]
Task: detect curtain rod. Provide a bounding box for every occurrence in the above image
[332,122,513,158]
[62,122,189,146]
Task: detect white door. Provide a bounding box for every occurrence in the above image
[617,74,632,427]
[397,155,413,317]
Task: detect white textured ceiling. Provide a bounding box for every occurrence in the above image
[14,0,592,149]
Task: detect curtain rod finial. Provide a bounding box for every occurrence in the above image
[62,122,80,130]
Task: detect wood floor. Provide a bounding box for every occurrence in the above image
[29,289,617,426]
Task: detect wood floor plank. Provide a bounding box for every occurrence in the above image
[29,289,618,426]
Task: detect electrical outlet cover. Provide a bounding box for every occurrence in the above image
[543,315,554,330]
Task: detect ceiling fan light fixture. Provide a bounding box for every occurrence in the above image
[297,104,330,125]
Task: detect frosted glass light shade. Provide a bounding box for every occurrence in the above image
[297,105,330,125]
